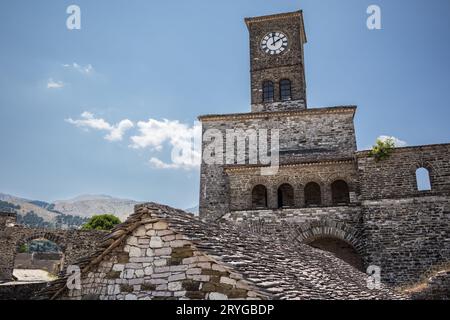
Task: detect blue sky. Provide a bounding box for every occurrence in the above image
[0,0,449,209]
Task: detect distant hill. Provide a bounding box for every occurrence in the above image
[0,193,139,229]
[53,195,140,222]
[1,192,198,228]
[0,193,59,223]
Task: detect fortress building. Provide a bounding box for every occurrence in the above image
[1,9,448,300]
[198,11,450,287]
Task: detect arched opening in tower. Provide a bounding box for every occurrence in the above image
[304,182,321,207]
[277,183,294,208]
[331,180,350,205]
[308,237,364,271]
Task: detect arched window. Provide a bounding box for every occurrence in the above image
[331,180,350,205]
[252,185,268,209]
[304,182,321,207]
[416,167,431,191]
[279,79,292,101]
[277,184,294,208]
[262,81,274,102]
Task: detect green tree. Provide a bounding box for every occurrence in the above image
[82,214,121,231]
[369,138,395,162]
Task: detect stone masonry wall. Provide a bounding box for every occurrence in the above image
[65,219,264,300]
[251,65,306,111]
[357,144,450,201]
[356,144,450,286]
[223,206,361,227]
[0,282,48,300]
[225,160,358,211]
[362,196,450,287]
[199,107,358,220]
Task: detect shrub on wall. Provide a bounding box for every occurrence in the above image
[18,243,29,253]
[369,138,395,162]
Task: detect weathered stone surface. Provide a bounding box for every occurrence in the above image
[120,284,133,293]
[128,247,141,258]
[168,281,183,291]
[209,292,228,300]
[220,277,236,286]
[149,237,163,248]
[153,221,169,230]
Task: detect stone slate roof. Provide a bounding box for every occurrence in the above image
[38,203,402,300]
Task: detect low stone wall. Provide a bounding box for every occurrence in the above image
[14,253,63,274]
[408,270,450,300]
[0,282,48,300]
[223,206,362,226]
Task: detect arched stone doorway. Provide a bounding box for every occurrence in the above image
[308,237,364,271]
[252,185,268,209]
[292,220,365,271]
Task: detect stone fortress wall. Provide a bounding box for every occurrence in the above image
[358,144,450,286]
[212,143,450,287]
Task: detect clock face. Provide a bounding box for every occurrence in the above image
[261,32,288,55]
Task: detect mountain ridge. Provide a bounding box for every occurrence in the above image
[0,192,199,228]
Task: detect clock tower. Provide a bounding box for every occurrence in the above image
[245,11,307,112]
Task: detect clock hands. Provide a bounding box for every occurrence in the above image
[270,36,284,47]
[270,34,278,46]
[273,37,283,45]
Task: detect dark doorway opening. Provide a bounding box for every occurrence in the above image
[308,237,363,271]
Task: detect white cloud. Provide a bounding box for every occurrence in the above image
[47,79,64,89]
[377,135,408,147]
[130,119,201,170]
[67,112,201,170]
[149,157,180,169]
[63,63,94,75]
[66,112,134,142]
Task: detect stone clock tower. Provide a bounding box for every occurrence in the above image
[245,11,307,112]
